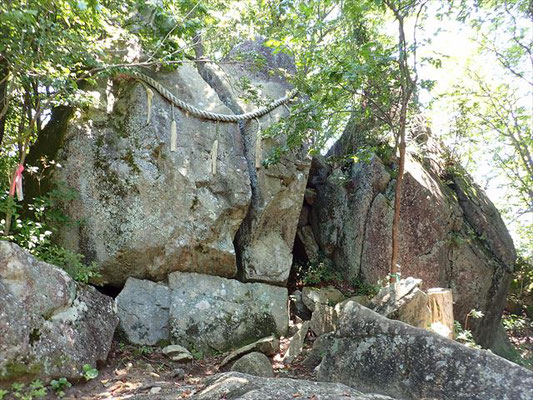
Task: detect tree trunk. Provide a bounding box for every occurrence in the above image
[0,58,8,147]
[390,126,406,281]
[427,288,454,339]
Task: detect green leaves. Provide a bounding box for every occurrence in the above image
[82,364,98,381]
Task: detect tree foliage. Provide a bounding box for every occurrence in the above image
[0,0,531,295]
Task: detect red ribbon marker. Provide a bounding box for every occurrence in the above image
[9,164,24,201]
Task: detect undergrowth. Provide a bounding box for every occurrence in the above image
[0,159,101,284]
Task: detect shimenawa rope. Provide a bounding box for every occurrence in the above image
[127,69,296,123]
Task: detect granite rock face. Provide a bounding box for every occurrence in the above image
[316,301,533,400]
[192,372,397,400]
[48,64,251,286]
[0,242,118,386]
[306,136,516,349]
[30,40,310,288]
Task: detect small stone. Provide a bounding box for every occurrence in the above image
[302,286,345,312]
[170,368,185,380]
[171,353,194,363]
[309,304,337,336]
[149,386,162,394]
[162,344,191,357]
[230,352,274,378]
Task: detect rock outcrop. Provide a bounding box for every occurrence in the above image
[0,242,118,386]
[192,372,397,400]
[302,133,515,349]
[369,277,432,330]
[316,301,533,400]
[116,273,288,354]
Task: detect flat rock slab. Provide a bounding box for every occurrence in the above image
[0,242,118,386]
[192,372,397,399]
[317,301,533,400]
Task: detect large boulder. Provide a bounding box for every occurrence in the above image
[316,301,533,400]
[307,137,515,349]
[0,242,118,386]
[197,39,311,285]
[192,372,397,400]
[44,64,251,286]
[116,273,288,354]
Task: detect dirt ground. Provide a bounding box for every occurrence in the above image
[32,335,317,400]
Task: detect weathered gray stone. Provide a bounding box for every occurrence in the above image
[296,226,320,263]
[309,304,337,337]
[310,155,391,285]
[393,288,431,329]
[335,295,370,313]
[198,39,311,285]
[369,278,431,329]
[303,334,335,369]
[116,278,169,345]
[282,321,309,364]
[162,344,190,358]
[192,372,397,400]
[170,353,193,363]
[230,352,274,378]
[317,301,533,400]
[302,286,345,312]
[0,242,118,386]
[219,336,280,368]
[369,277,422,315]
[50,64,251,286]
[168,272,288,355]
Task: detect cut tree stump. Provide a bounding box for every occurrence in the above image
[427,288,454,339]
